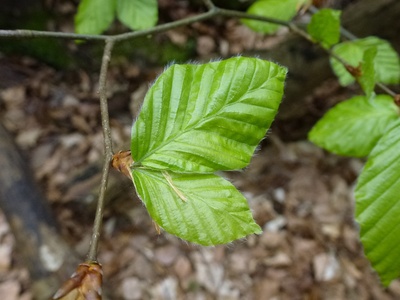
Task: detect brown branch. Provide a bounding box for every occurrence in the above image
[112,9,217,43]
[86,38,115,263]
[0,29,107,41]
[216,8,291,27]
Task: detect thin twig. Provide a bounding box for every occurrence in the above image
[217,8,291,27]
[340,27,358,41]
[202,0,216,10]
[86,38,115,263]
[0,29,107,41]
[113,10,217,43]
[288,23,314,43]
[376,83,397,97]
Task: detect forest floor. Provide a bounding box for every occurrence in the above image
[1,1,400,299]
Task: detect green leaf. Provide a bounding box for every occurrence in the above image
[117,0,158,30]
[75,0,116,34]
[355,122,400,286]
[330,41,363,86]
[358,37,400,84]
[308,95,399,157]
[132,168,262,245]
[358,47,377,99]
[307,9,341,49]
[242,0,298,34]
[330,37,400,86]
[130,57,287,173]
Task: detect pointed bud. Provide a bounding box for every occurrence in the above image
[52,262,103,300]
[111,150,134,179]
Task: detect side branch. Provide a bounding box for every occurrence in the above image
[86,39,115,263]
[0,29,107,41]
[0,6,291,43]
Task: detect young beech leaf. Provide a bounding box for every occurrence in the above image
[307,9,341,49]
[331,37,400,86]
[131,168,262,246]
[330,41,363,86]
[308,95,399,157]
[117,0,158,30]
[357,47,377,99]
[357,37,400,84]
[242,0,298,34]
[130,57,287,173]
[355,122,400,286]
[75,0,116,35]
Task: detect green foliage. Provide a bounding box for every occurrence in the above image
[309,95,399,157]
[75,0,158,34]
[306,13,400,285]
[357,47,377,98]
[330,37,400,86]
[130,57,287,245]
[242,0,298,34]
[355,122,400,285]
[75,0,116,34]
[306,13,400,284]
[306,7,400,286]
[117,0,158,31]
[307,9,341,49]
